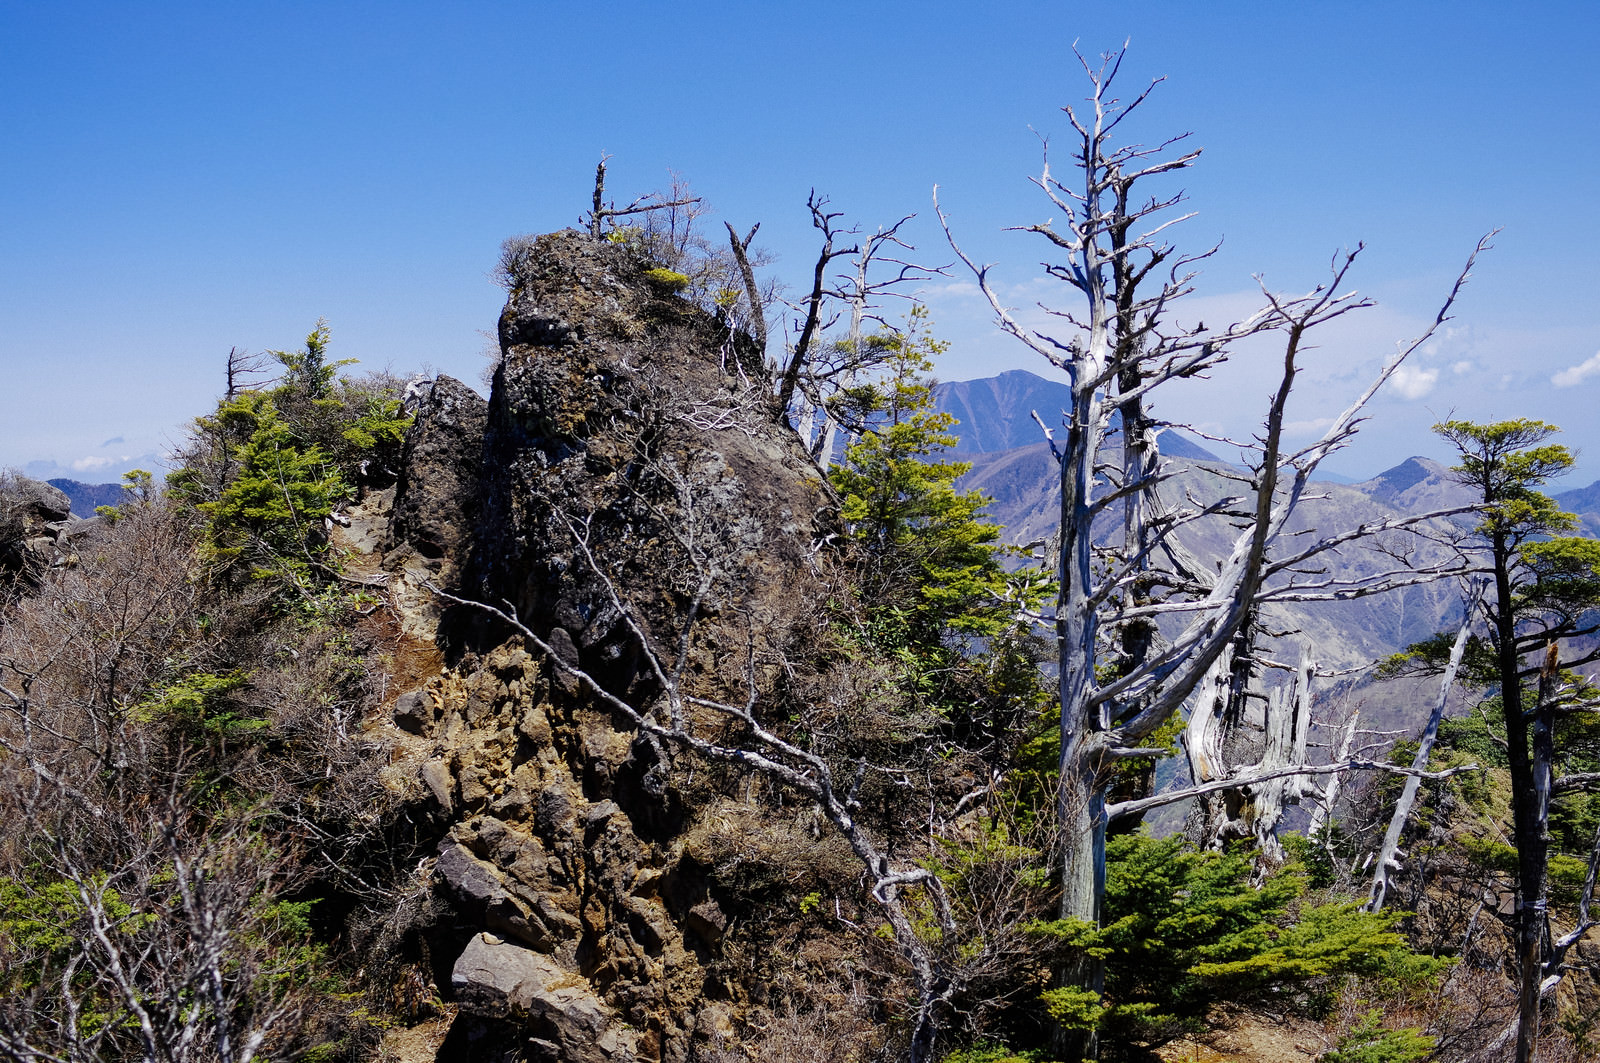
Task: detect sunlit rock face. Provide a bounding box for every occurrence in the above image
[395,230,839,1062]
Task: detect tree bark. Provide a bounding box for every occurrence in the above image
[1366,584,1481,912]
[1494,531,1548,1063]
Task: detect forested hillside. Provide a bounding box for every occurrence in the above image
[4,54,1600,1063]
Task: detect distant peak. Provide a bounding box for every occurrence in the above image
[1361,456,1448,498]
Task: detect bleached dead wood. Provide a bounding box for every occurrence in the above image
[937,43,1490,1060]
[1366,581,1483,912]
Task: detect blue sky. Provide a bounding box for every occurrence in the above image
[3,1,1599,482]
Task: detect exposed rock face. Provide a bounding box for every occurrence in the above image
[1,475,74,579]
[384,375,489,640]
[402,231,836,1061]
[467,230,824,681]
[389,375,488,565]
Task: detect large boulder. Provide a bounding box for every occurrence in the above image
[388,374,488,566]
[0,474,73,579]
[412,231,843,1061]
[451,933,636,1061]
[14,478,71,523]
[384,374,489,639]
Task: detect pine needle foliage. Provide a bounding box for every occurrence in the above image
[829,306,1047,645]
[1032,835,1449,1055]
[167,323,411,587]
[826,307,1052,760]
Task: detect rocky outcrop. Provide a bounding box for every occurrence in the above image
[465,230,826,685]
[383,375,489,640]
[1,475,74,579]
[389,375,488,566]
[398,231,839,1061]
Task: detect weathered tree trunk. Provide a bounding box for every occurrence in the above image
[1492,531,1548,1063]
[1184,631,1255,849]
[939,51,1487,1060]
[1185,637,1318,876]
[724,221,767,359]
[1306,707,1362,850]
[1052,366,1108,1061]
[1367,586,1480,912]
[1245,648,1316,878]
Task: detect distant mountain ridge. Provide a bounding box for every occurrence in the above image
[46,479,129,518]
[930,372,1480,675]
[932,369,1220,461]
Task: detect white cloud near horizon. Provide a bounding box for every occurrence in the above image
[1552,351,1600,388]
[1282,416,1336,438]
[1388,364,1439,399]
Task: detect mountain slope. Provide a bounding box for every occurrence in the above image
[46,478,128,518]
[932,369,1220,460]
[960,444,1476,675]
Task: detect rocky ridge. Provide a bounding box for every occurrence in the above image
[370,231,841,1062]
[0,474,109,581]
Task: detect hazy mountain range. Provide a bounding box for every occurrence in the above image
[47,479,132,518]
[38,370,1600,667]
[931,370,1600,732]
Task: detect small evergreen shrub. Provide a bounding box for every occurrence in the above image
[1321,1010,1434,1063]
[643,266,691,291]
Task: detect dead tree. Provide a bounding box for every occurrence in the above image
[1183,638,1322,876]
[772,195,945,453]
[1305,703,1364,852]
[1365,582,1483,912]
[583,154,701,240]
[939,46,1487,1059]
[774,193,851,422]
[224,346,272,399]
[724,221,767,358]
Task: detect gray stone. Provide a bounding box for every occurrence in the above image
[437,841,552,950]
[17,479,70,523]
[421,758,455,810]
[451,932,560,1018]
[387,374,487,567]
[451,935,633,1060]
[52,516,106,543]
[394,688,431,733]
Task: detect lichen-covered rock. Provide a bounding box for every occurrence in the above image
[389,374,487,565]
[405,231,846,1062]
[384,374,489,639]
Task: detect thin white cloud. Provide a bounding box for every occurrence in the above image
[71,455,121,472]
[1389,364,1439,400]
[926,279,981,299]
[1552,351,1600,388]
[1450,360,1474,375]
[1283,416,1336,437]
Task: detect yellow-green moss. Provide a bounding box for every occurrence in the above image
[643,268,690,292]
